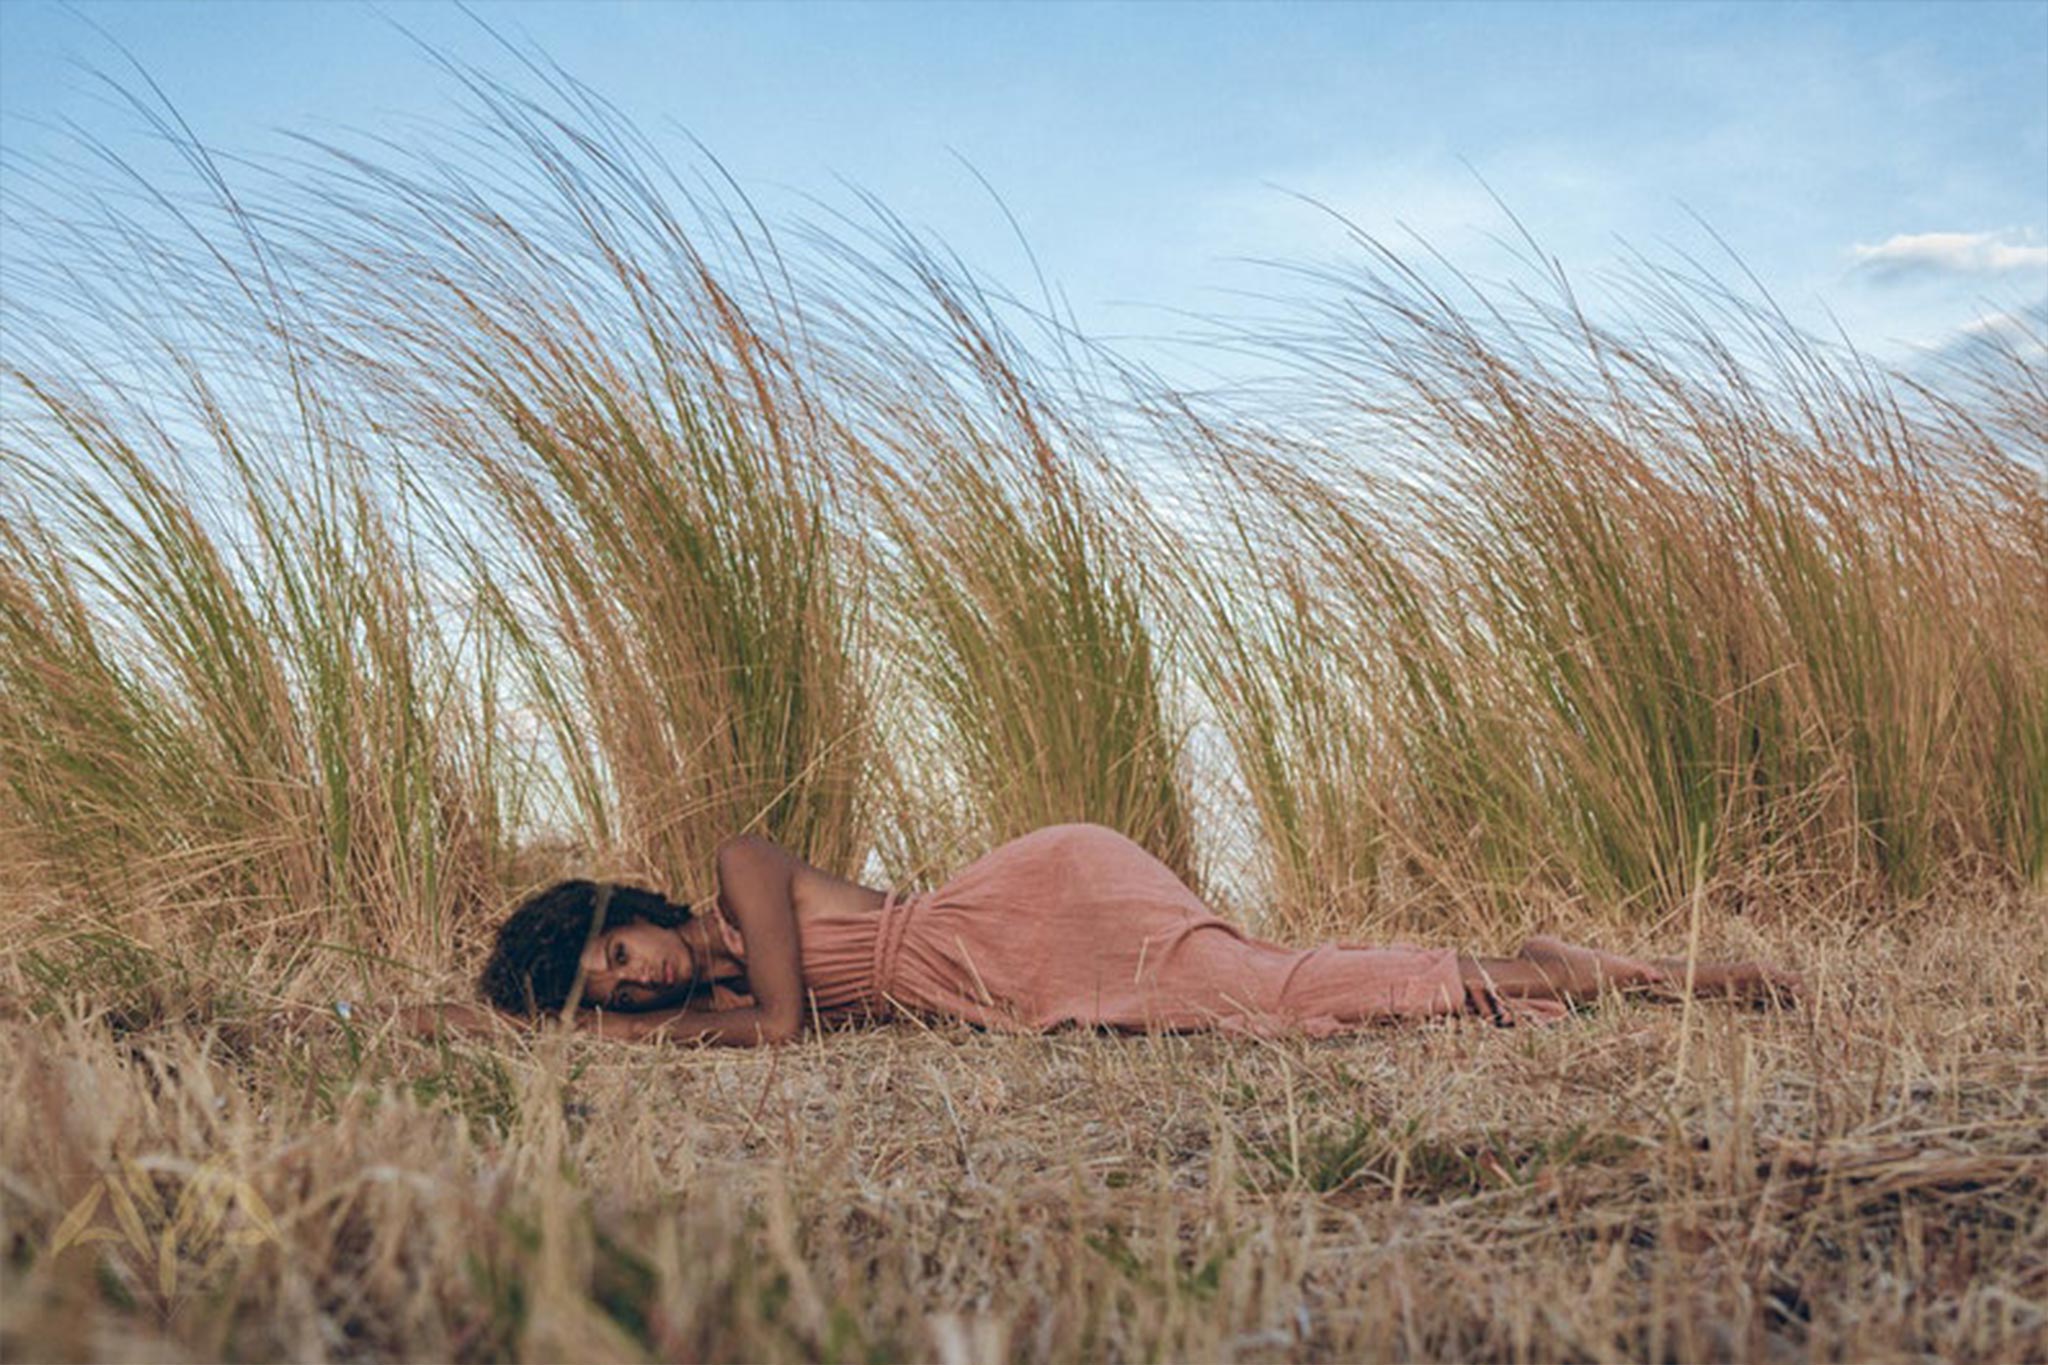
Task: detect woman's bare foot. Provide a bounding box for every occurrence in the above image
[1517,936,1802,1007]
[1460,937,1803,1014]
[1516,935,1669,999]
[1649,957,1805,1007]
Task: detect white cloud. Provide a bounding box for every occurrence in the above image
[1949,301,2048,360]
[1960,305,2044,338]
[1851,230,2048,281]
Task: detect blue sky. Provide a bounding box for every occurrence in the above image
[3,0,2045,380]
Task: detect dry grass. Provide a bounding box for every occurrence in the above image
[3,897,2043,1363]
[1156,242,2048,936]
[811,216,1206,890]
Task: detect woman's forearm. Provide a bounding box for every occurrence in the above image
[594,1001,799,1046]
[394,1002,527,1039]
[345,1000,798,1048]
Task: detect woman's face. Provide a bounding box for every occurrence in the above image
[578,919,696,1010]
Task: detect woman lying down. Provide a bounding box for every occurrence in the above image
[389,823,1799,1046]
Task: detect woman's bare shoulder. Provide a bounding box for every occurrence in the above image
[789,861,887,919]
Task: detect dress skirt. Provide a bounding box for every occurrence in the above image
[713,822,1563,1035]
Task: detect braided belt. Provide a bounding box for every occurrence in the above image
[866,884,917,1016]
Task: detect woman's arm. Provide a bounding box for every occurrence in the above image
[581,999,799,1045]
[279,1001,528,1042]
[353,1000,791,1047]
[393,1002,528,1040]
[343,998,798,1047]
[683,833,805,1044]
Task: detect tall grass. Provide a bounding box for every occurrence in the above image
[0,124,506,1001]
[1162,242,2047,930]
[1,50,2040,975]
[803,209,1203,888]
[1151,409,1409,936]
[266,64,883,898]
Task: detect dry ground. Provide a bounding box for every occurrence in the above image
[3,901,2044,1363]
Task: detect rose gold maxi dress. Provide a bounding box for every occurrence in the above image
[707,822,1565,1035]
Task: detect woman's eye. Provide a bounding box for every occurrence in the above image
[612,941,626,967]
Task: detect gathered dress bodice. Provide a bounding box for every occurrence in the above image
[703,885,908,1021]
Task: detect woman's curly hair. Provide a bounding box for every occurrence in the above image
[478,879,694,1015]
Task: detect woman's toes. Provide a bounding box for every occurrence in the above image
[1756,965,1805,1004]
